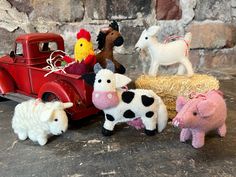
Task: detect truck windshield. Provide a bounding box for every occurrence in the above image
[39,42,58,52]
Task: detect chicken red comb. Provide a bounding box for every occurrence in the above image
[77,29,91,41]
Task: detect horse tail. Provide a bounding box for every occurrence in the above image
[156,96,168,133]
[151,91,168,133]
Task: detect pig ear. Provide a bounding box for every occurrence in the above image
[196,100,216,118]
[114,73,132,88]
[176,96,187,112]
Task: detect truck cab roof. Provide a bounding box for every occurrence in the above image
[16,33,64,43]
[13,33,65,65]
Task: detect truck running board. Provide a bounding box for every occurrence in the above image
[1,93,33,103]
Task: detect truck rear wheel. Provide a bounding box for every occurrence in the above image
[42,92,72,119]
[42,93,59,102]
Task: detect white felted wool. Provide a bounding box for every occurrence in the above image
[147,26,160,36]
[94,69,116,91]
[12,99,73,146]
[114,73,132,88]
[135,25,194,77]
[103,89,168,132]
[92,68,168,136]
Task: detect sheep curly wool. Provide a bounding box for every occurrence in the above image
[12,99,73,146]
[135,74,219,119]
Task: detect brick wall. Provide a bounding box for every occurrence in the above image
[0,0,235,75]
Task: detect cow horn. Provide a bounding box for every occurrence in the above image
[106,59,115,72]
[94,62,103,73]
[142,20,149,29]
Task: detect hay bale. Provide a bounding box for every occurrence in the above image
[135,74,219,119]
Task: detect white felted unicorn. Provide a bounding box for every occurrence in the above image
[12,99,73,146]
[135,22,194,77]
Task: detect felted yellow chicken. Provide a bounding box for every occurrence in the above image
[63,29,96,75]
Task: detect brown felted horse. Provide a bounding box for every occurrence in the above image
[96,21,126,74]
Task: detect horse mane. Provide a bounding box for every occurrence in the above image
[96,20,120,50]
[109,20,119,31]
[96,31,107,50]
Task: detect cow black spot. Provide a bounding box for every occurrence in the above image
[122,91,135,104]
[146,111,154,118]
[141,95,154,107]
[123,110,135,119]
[106,114,115,121]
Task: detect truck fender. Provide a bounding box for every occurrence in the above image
[38,80,82,112]
[0,67,15,94]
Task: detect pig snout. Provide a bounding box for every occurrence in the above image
[172,117,184,128]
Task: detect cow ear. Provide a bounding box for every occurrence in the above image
[147,26,160,36]
[176,96,187,112]
[106,59,115,72]
[82,73,96,86]
[94,63,103,74]
[114,73,131,88]
[40,108,54,122]
[197,100,216,118]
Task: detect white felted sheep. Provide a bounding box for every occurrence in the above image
[83,60,168,136]
[12,99,73,146]
[135,22,194,77]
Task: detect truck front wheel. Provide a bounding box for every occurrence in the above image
[0,96,8,102]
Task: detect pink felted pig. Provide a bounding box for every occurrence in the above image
[172,90,227,148]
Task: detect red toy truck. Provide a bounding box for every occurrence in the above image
[0,33,99,120]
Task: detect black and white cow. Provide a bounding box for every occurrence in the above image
[83,61,168,136]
